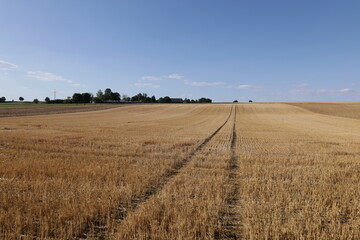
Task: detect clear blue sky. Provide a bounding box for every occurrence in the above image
[1,0,359,102]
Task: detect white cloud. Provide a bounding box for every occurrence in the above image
[290,87,357,95]
[27,70,85,88]
[134,83,160,88]
[223,84,261,90]
[339,88,352,93]
[141,73,184,81]
[237,84,258,89]
[184,80,226,87]
[27,71,73,83]
[166,74,183,79]
[141,76,162,81]
[290,83,357,95]
[0,60,19,71]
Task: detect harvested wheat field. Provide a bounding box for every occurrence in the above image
[1,103,360,239]
[288,102,360,120]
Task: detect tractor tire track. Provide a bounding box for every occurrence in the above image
[217,105,242,239]
[78,106,234,240]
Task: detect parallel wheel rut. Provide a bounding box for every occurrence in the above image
[218,105,242,240]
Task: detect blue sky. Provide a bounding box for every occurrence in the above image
[1,0,359,102]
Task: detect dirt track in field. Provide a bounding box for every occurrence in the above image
[218,105,242,240]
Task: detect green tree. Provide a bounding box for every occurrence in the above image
[72,93,83,103]
[198,97,212,103]
[131,94,139,102]
[150,96,157,103]
[158,96,171,103]
[93,97,102,103]
[131,93,147,102]
[0,96,6,102]
[164,96,171,103]
[104,88,112,101]
[33,99,39,103]
[96,89,103,100]
[45,97,50,103]
[82,93,92,103]
[64,97,72,104]
[19,97,24,101]
[131,93,143,102]
[110,92,120,101]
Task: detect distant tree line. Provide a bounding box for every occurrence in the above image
[43,93,94,104]
[184,97,212,103]
[43,88,212,104]
[93,88,120,103]
[0,88,213,104]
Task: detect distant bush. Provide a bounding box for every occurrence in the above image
[48,99,65,104]
[158,96,171,103]
[93,97,103,103]
[198,97,212,103]
[95,88,120,103]
[64,97,72,104]
[72,93,83,103]
[131,93,156,103]
[82,93,92,103]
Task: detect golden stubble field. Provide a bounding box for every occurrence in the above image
[0,103,359,239]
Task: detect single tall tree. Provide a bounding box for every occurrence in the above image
[96,89,103,99]
[82,93,92,103]
[110,92,120,101]
[72,93,83,103]
[103,88,112,101]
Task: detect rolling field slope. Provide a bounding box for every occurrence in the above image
[289,102,360,119]
[0,104,231,239]
[0,103,359,239]
[236,104,360,239]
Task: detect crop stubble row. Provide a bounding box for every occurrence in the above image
[83,105,235,239]
[0,105,231,239]
[236,104,360,239]
[1,103,360,239]
[113,105,238,239]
